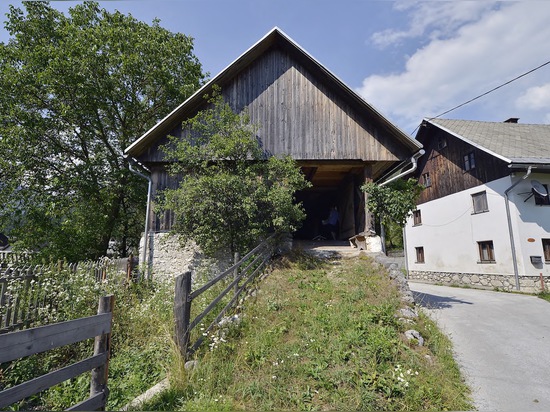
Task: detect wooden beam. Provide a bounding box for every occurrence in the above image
[0,313,112,363]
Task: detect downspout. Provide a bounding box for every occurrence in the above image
[378,149,425,255]
[504,165,532,291]
[126,157,153,280]
[379,149,425,187]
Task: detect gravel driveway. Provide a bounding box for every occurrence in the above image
[409,282,550,411]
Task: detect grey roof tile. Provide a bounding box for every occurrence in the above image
[429,118,550,164]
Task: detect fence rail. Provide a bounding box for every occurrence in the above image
[0,295,114,411]
[0,256,137,334]
[174,234,278,359]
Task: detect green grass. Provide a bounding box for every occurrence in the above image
[138,252,472,411]
[539,291,550,302]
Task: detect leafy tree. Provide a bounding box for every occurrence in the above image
[0,1,204,260]
[362,178,423,250]
[160,91,310,256]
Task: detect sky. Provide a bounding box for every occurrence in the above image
[1,0,550,136]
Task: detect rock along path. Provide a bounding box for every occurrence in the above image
[409,282,550,411]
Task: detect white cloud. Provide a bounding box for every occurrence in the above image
[359,1,550,133]
[516,83,550,110]
[370,0,496,48]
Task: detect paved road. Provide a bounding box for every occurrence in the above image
[409,282,550,411]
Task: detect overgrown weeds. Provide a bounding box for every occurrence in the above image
[138,251,472,411]
[0,266,174,410]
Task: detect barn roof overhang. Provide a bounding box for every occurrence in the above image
[124,27,421,159]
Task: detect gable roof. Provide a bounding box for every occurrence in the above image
[425,118,550,165]
[125,27,421,158]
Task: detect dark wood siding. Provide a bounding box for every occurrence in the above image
[149,165,179,232]
[415,126,509,204]
[138,46,408,165]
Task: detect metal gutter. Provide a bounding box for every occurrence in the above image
[126,156,153,280]
[379,149,425,186]
[377,149,425,255]
[504,165,533,291]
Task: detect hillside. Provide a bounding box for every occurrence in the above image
[138,251,472,411]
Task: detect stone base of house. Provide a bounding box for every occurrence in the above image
[408,270,549,293]
[139,232,232,283]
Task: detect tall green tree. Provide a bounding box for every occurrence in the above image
[0,1,204,260]
[160,91,310,256]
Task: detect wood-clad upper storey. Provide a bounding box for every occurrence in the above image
[415,120,513,204]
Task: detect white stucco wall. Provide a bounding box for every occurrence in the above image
[405,173,550,282]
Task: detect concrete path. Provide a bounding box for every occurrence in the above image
[409,282,550,411]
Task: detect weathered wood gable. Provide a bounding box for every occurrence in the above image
[135,45,411,171]
[415,122,509,204]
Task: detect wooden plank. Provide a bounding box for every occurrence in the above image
[0,353,107,409]
[188,252,271,355]
[66,390,106,411]
[190,235,273,299]
[189,272,242,331]
[0,313,112,363]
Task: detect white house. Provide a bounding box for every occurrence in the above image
[405,118,550,293]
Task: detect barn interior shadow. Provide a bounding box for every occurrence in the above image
[412,290,473,309]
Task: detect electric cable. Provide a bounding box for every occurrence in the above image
[410,59,550,135]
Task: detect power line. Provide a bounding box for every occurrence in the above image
[410,58,550,135]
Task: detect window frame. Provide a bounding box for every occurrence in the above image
[412,209,422,226]
[543,239,550,262]
[477,240,495,263]
[471,191,489,214]
[464,152,476,171]
[415,246,425,263]
[422,172,431,188]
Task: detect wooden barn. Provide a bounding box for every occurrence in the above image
[125,27,422,243]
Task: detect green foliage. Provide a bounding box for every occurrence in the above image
[160,90,310,255]
[0,1,204,260]
[0,265,174,411]
[362,178,423,228]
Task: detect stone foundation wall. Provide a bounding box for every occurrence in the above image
[139,232,232,283]
[408,270,550,293]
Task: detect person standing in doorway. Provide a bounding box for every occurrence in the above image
[322,205,339,240]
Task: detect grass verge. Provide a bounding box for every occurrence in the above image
[138,251,472,411]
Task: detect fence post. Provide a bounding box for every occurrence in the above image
[90,295,114,410]
[234,252,240,296]
[126,254,133,283]
[174,272,192,360]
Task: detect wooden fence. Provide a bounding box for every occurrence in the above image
[0,251,32,266]
[0,295,114,411]
[174,235,278,359]
[0,256,137,334]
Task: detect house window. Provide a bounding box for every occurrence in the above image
[438,137,447,150]
[543,239,550,262]
[422,173,431,188]
[534,184,550,206]
[472,191,488,214]
[415,247,425,263]
[478,241,495,263]
[413,210,422,226]
[464,152,476,171]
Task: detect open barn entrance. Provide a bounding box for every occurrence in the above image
[294,161,368,240]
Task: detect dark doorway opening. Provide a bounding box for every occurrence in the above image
[293,162,367,240]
